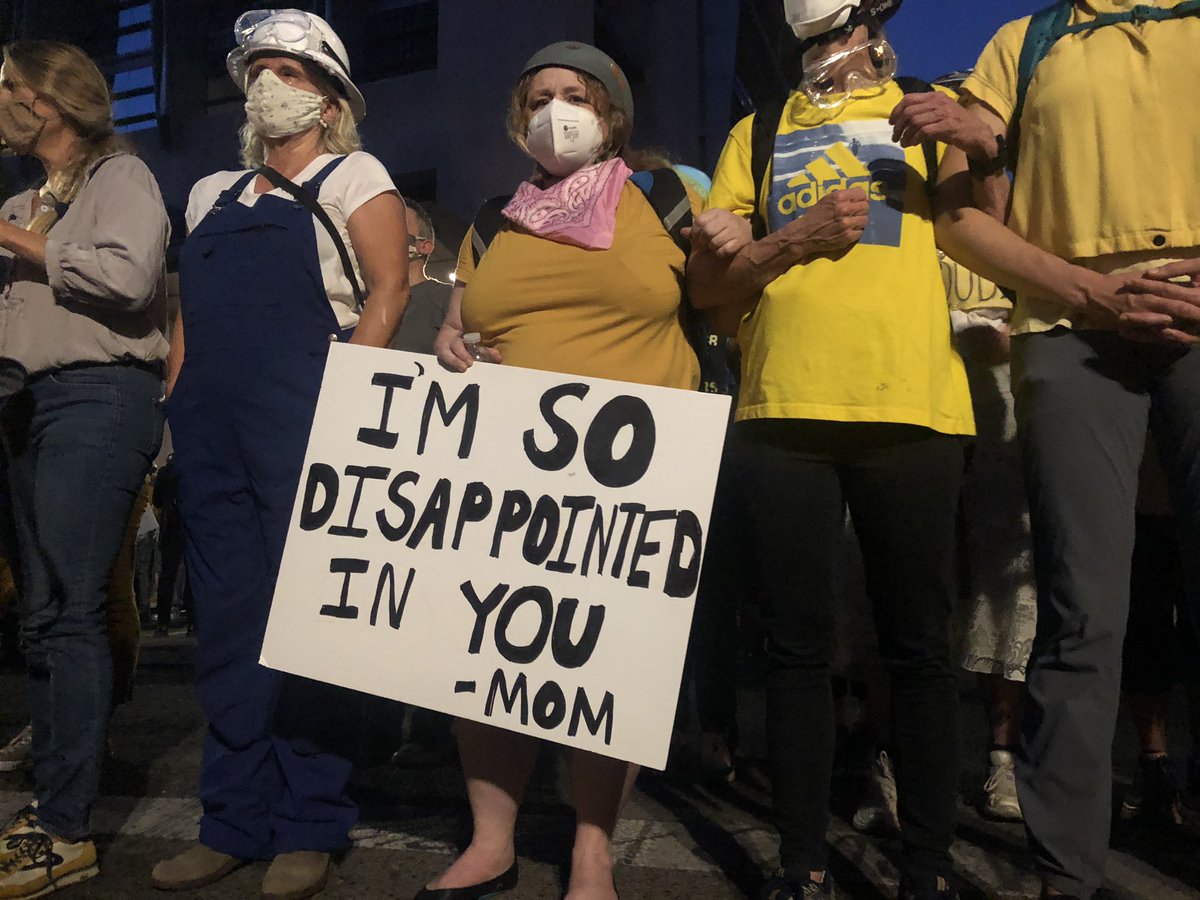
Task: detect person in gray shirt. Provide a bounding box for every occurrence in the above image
[389,198,450,355]
[0,40,167,895]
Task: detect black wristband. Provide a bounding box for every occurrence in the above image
[967,134,1007,178]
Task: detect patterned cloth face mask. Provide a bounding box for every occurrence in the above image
[801,36,898,109]
[244,69,325,139]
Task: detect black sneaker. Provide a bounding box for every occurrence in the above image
[898,873,959,900]
[1120,754,1183,825]
[760,868,836,899]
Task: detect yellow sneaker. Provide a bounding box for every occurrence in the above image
[0,809,40,863]
[0,821,97,898]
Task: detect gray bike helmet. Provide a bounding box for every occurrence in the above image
[521,41,634,132]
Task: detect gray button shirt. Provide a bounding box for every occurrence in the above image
[0,153,170,383]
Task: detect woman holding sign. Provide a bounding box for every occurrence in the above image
[425,41,737,900]
[152,10,407,899]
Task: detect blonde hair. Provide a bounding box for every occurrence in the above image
[238,78,361,169]
[506,69,671,174]
[2,40,129,232]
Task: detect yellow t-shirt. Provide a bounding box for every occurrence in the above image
[707,82,974,436]
[455,180,700,391]
[963,0,1200,333]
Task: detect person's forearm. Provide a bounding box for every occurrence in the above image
[165,315,185,398]
[935,204,1098,314]
[349,277,409,348]
[688,229,809,311]
[0,222,46,269]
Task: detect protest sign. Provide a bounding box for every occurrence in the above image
[261,343,730,769]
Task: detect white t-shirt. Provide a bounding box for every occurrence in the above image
[184,151,396,329]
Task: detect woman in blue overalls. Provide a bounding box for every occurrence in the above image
[151,11,408,900]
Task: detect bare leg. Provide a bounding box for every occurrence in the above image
[978,673,1024,747]
[1124,692,1170,757]
[564,750,638,900]
[426,720,538,890]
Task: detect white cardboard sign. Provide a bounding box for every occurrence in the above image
[261,343,730,769]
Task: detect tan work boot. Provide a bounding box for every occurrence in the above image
[262,851,330,900]
[151,843,244,890]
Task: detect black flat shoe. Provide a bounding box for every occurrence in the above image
[412,862,518,900]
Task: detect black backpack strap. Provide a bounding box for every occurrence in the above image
[257,161,367,312]
[894,76,941,196]
[469,195,512,268]
[749,97,786,240]
[628,168,693,255]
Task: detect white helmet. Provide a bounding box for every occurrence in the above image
[783,0,902,43]
[226,9,365,122]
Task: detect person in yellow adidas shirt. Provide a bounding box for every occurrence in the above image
[687,2,983,898]
[891,1,1200,898]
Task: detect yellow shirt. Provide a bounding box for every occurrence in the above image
[707,83,974,436]
[964,0,1200,333]
[455,180,700,391]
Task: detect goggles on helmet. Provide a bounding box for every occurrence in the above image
[800,36,897,109]
[234,9,350,78]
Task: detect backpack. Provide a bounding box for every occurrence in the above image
[1011,0,1200,168]
[468,168,740,397]
[748,76,941,241]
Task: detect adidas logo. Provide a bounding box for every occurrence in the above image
[776,142,887,217]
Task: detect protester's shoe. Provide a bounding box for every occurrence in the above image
[0,820,97,898]
[0,727,32,774]
[897,873,959,900]
[852,751,900,836]
[980,749,1023,821]
[759,867,836,899]
[390,740,456,769]
[1119,754,1183,826]
[412,861,519,899]
[151,843,245,890]
[262,851,330,900]
[696,732,736,784]
[0,809,41,863]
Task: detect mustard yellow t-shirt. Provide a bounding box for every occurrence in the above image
[964,1,1200,333]
[707,82,974,436]
[455,180,700,391]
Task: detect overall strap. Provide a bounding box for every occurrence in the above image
[257,158,366,312]
[209,171,257,214]
[628,168,693,255]
[470,195,511,268]
[750,97,787,240]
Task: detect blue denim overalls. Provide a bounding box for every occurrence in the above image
[168,157,357,858]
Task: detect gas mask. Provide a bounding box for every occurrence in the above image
[0,97,46,154]
[801,36,897,109]
[524,98,606,177]
[244,69,326,139]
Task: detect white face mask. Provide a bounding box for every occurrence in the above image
[524,98,605,177]
[244,69,325,139]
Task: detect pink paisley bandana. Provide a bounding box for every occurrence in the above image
[502,157,632,250]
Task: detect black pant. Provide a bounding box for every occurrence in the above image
[733,419,963,880]
[688,435,751,744]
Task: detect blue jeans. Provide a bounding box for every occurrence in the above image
[1,364,163,841]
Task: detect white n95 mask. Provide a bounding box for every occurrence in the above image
[244,69,326,139]
[524,98,605,177]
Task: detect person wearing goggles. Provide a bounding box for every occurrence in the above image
[684,0,1005,897]
[150,10,407,900]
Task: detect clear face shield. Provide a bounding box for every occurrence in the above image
[800,35,897,109]
[234,9,349,76]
